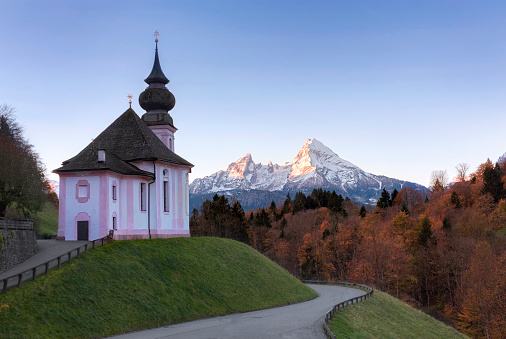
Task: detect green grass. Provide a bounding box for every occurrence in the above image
[0,237,317,338]
[5,200,59,236]
[329,290,468,339]
[32,201,59,235]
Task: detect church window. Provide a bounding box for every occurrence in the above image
[164,180,169,212]
[112,216,117,230]
[140,183,146,211]
[76,180,90,203]
[112,184,117,201]
[78,185,88,198]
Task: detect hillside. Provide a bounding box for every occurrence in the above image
[330,290,467,338]
[0,238,317,338]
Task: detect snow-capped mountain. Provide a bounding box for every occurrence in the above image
[190,138,426,206]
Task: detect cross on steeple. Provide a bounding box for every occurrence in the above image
[127,94,133,108]
[154,31,159,43]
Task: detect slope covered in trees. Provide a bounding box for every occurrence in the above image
[0,104,48,217]
[190,160,506,338]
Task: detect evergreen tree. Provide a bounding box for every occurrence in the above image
[376,188,391,209]
[481,163,506,203]
[359,205,367,218]
[416,215,435,247]
[450,191,462,209]
[280,216,287,238]
[254,208,271,228]
[231,201,249,243]
[281,193,292,215]
[292,191,306,214]
[400,202,410,215]
[268,200,278,220]
[328,191,344,214]
[442,216,452,233]
[391,188,399,205]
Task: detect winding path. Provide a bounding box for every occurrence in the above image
[110,284,365,339]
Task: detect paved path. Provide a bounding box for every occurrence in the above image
[0,240,89,289]
[110,284,365,339]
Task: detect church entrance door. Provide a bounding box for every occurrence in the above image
[77,221,89,240]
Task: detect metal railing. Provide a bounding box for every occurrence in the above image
[0,231,114,294]
[301,280,374,339]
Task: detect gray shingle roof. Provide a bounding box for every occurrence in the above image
[55,108,192,176]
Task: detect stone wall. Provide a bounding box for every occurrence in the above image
[0,218,34,230]
[0,218,37,274]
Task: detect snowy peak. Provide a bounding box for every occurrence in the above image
[227,153,255,179]
[289,139,316,178]
[289,138,359,179]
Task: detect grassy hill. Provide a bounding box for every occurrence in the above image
[0,237,317,338]
[5,200,59,236]
[32,201,59,235]
[329,290,468,338]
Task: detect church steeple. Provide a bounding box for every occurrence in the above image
[139,32,176,129]
[144,37,169,85]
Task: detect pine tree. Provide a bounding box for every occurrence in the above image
[400,202,410,215]
[481,163,506,203]
[359,205,367,217]
[391,188,398,205]
[450,191,462,208]
[281,193,292,215]
[416,215,435,247]
[376,188,391,209]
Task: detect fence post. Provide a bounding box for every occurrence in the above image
[17,273,23,288]
[45,262,50,274]
[68,251,72,263]
[57,256,61,268]
[2,279,6,294]
[32,267,37,281]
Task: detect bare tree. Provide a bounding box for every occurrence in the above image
[455,163,470,182]
[430,170,449,191]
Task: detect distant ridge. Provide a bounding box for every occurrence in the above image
[190,139,427,210]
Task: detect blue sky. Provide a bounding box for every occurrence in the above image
[1,1,505,186]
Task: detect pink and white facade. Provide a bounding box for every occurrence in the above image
[57,161,190,241]
[55,40,193,241]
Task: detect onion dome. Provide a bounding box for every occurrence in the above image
[139,38,176,126]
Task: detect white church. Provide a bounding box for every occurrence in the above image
[54,37,193,241]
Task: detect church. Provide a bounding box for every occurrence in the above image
[54,36,193,241]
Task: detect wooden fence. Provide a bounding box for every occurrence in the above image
[1,231,114,294]
[301,280,374,339]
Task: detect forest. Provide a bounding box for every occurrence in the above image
[190,159,506,338]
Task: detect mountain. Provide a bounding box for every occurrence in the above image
[190,139,427,210]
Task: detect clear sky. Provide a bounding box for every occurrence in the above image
[1,1,505,187]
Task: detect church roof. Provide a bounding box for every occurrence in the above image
[55,108,193,176]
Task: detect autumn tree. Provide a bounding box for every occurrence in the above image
[430,170,449,192]
[0,104,48,217]
[456,163,470,182]
[459,241,506,338]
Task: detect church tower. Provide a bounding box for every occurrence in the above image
[139,34,177,151]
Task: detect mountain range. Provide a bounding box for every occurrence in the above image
[190,139,428,211]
